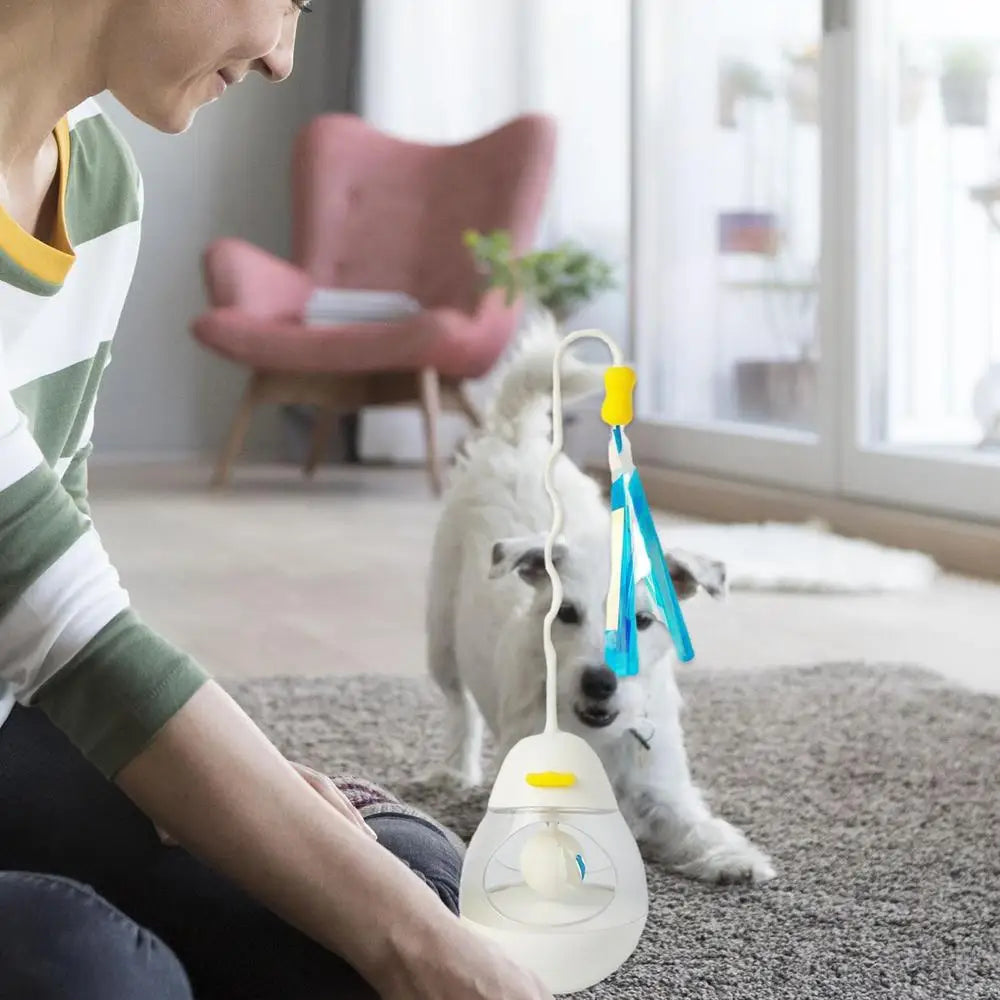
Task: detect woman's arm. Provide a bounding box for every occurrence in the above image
[116,680,553,1000]
[115,681,410,978]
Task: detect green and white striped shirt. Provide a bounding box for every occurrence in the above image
[0,99,207,777]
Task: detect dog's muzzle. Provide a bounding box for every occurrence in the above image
[574,704,620,728]
[574,665,620,728]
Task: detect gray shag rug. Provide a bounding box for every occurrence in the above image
[230,665,1000,999]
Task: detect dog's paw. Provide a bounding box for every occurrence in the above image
[678,842,776,886]
[421,764,484,791]
[651,818,777,886]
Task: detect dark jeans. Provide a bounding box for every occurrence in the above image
[0,705,462,1000]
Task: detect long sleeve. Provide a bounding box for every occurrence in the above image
[0,388,208,776]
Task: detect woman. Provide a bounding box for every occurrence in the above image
[0,3,551,998]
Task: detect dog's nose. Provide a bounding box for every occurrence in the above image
[580,665,618,701]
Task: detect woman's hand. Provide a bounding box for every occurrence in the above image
[378,916,554,1000]
[288,762,377,841]
[157,759,376,844]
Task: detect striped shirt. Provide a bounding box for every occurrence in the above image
[0,98,207,777]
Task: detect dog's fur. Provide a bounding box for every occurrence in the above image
[426,325,775,884]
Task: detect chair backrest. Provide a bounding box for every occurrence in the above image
[291,113,556,314]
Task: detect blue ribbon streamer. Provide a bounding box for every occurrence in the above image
[628,469,695,663]
[603,427,695,674]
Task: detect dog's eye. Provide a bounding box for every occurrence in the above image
[557,602,581,625]
[636,611,656,631]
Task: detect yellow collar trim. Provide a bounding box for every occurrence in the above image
[0,118,76,286]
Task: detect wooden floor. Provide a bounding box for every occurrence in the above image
[88,462,1000,694]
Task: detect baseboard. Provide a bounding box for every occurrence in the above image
[588,463,1000,581]
[89,449,210,466]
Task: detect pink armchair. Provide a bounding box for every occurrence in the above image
[192,112,556,492]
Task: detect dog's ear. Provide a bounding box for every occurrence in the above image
[666,549,727,601]
[489,535,567,586]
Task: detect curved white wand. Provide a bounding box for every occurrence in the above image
[542,330,624,735]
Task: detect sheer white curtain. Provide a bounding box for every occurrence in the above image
[357,0,630,462]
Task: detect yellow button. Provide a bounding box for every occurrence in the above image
[525,771,577,788]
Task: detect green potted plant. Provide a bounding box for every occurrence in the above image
[940,42,994,127]
[718,59,773,128]
[463,229,616,324]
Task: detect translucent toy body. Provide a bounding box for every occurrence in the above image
[459,732,647,995]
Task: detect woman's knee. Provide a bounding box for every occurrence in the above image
[0,872,192,1000]
[365,814,463,915]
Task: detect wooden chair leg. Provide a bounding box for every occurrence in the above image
[419,367,443,496]
[342,412,361,464]
[212,373,260,488]
[304,408,339,477]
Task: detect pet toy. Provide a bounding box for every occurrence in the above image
[458,330,695,994]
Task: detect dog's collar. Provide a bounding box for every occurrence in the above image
[628,719,655,751]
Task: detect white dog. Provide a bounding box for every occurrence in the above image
[426,329,775,885]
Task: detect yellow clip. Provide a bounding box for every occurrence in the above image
[525,771,577,789]
[601,366,636,427]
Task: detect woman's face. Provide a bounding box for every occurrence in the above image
[107,0,306,133]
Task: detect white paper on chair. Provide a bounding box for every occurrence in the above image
[304,288,421,326]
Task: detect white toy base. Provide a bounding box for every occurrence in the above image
[462,913,646,995]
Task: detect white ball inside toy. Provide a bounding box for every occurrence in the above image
[518,825,585,900]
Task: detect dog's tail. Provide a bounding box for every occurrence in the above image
[486,311,605,444]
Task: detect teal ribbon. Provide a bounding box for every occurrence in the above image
[603,427,695,676]
[628,466,694,663]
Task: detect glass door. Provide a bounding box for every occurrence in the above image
[631,0,1000,522]
[843,0,1000,520]
[630,0,836,490]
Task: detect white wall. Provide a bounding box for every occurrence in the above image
[93,4,358,461]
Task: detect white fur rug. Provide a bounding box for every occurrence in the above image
[657,520,939,594]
